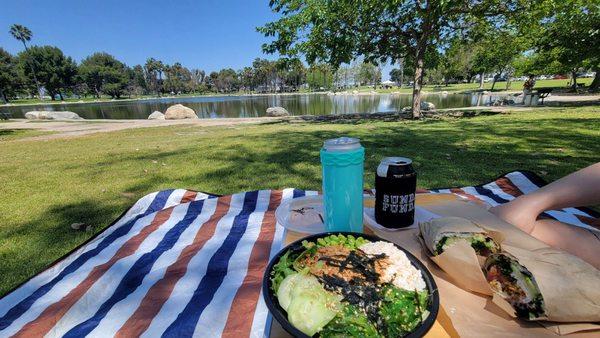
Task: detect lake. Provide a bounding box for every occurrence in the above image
[2,93,510,119]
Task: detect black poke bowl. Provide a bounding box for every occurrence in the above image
[262,232,439,338]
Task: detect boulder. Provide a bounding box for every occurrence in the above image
[420,101,436,111]
[148,111,165,120]
[25,111,82,120]
[266,106,290,117]
[492,98,515,106]
[164,104,198,119]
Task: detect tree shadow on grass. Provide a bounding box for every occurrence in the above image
[2,116,599,295]
[0,199,122,295]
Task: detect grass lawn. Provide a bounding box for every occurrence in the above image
[1,106,599,295]
[0,128,53,142]
[367,78,594,94]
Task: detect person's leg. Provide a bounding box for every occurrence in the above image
[490,162,600,234]
[529,219,600,269]
[490,163,600,266]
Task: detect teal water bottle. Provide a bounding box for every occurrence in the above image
[320,137,365,232]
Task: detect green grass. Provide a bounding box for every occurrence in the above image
[0,128,53,141]
[366,78,594,94]
[1,106,599,294]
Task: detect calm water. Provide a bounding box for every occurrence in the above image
[2,93,509,120]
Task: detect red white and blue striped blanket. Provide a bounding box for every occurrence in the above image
[0,171,597,337]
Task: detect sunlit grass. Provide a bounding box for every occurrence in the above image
[364,78,594,94]
[0,105,599,294]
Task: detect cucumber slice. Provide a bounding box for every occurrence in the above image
[277,273,299,311]
[277,273,321,311]
[288,289,339,336]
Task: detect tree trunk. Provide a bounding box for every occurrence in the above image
[411,47,426,119]
[589,67,600,92]
[571,69,578,91]
[506,77,512,90]
[58,92,64,101]
[479,72,485,89]
[399,58,404,88]
[0,89,7,104]
[491,74,498,91]
[22,42,44,100]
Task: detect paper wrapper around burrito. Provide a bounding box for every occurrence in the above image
[492,245,600,323]
[419,217,503,296]
[423,201,549,251]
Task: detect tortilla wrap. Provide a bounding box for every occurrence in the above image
[419,216,502,255]
[485,245,600,323]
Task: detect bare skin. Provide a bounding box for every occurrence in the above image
[490,163,600,269]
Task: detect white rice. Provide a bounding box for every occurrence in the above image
[360,241,426,291]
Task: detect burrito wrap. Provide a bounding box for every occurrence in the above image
[487,245,600,322]
[419,216,500,255]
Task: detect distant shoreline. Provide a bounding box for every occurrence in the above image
[0,90,520,108]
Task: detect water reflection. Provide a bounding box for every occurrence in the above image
[2,93,511,120]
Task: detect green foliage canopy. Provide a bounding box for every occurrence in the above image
[79,52,129,99]
[17,45,77,100]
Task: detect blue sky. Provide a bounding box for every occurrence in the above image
[1,0,393,79]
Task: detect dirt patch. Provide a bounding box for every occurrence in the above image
[0,117,282,141]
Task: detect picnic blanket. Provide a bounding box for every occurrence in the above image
[0,171,597,338]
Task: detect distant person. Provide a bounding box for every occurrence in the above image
[522,74,536,95]
[490,162,600,269]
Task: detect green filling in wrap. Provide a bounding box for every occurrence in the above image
[435,233,499,256]
[484,255,546,320]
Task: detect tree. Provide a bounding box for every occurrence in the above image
[190,69,206,92]
[441,38,477,85]
[164,62,192,94]
[259,0,523,118]
[306,63,333,90]
[471,29,525,91]
[239,67,255,92]
[390,68,405,87]
[213,68,239,92]
[0,48,18,103]
[130,65,148,95]
[530,0,600,91]
[144,58,164,96]
[79,52,129,99]
[252,58,277,92]
[357,62,381,87]
[17,46,77,100]
[9,24,43,99]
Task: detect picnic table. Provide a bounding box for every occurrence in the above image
[535,88,553,104]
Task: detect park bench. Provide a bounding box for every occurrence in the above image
[0,111,12,120]
[536,88,552,104]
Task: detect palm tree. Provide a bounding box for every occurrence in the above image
[9,24,42,99]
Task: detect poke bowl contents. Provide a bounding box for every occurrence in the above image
[263,232,439,337]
